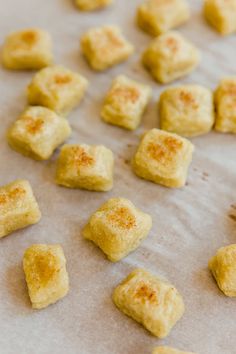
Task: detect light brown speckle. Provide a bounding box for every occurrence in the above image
[135,283,157,304]
[107,207,136,230]
[111,86,140,104]
[24,116,44,134]
[54,74,72,85]
[0,187,26,206]
[70,146,94,167]
[179,91,199,109]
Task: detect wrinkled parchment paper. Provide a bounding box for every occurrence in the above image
[0,1,236,353]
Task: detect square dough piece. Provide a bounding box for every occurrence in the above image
[23,244,69,309]
[75,0,112,11]
[209,244,236,297]
[132,129,194,188]
[159,85,215,137]
[137,0,190,36]
[153,347,196,354]
[113,268,185,338]
[80,25,134,71]
[204,0,236,35]
[27,65,88,115]
[101,75,152,130]
[143,31,200,84]
[2,28,53,70]
[56,144,114,191]
[214,77,236,133]
[0,180,41,238]
[83,198,152,262]
[8,106,71,160]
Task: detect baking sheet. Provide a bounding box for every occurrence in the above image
[0,0,236,353]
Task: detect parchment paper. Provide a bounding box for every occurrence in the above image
[0,1,236,353]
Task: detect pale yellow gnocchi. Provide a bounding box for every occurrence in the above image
[27,65,88,115]
[209,244,236,297]
[83,198,152,261]
[2,28,53,70]
[159,85,215,137]
[0,180,41,238]
[214,77,236,133]
[143,31,200,84]
[204,0,236,35]
[113,268,185,338]
[137,0,190,36]
[101,75,151,130]
[55,144,114,191]
[23,244,69,309]
[81,25,134,71]
[8,106,71,160]
[132,129,194,188]
[75,0,112,11]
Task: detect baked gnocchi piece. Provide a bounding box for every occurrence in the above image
[204,0,236,35]
[2,28,53,70]
[83,198,152,262]
[8,106,71,160]
[153,347,196,354]
[214,77,236,133]
[137,0,190,36]
[80,25,134,71]
[159,85,215,137]
[113,268,185,338]
[27,65,88,115]
[132,129,194,188]
[101,75,152,130]
[23,244,69,309]
[143,31,200,84]
[0,180,41,238]
[75,0,112,11]
[56,144,114,191]
[209,244,236,297]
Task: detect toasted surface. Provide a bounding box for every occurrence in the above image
[209,244,236,297]
[159,85,215,137]
[214,77,236,133]
[55,144,114,191]
[27,65,88,115]
[23,244,69,309]
[81,25,134,71]
[153,346,196,354]
[2,28,53,70]
[8,106,71,160]
[113,268,185,338]
[101,75,151,130]
[0,180,41,238]
[75,0,112,10]
[137,0,190,36]
[204,0,236,35]
[132,129,194,188]
[142,31,200,84]
[83,198,152,261]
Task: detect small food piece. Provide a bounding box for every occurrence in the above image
[27,65,88,115]
[8,106,71,160]
[101,75,151,130]
[137,0,190,36]
[113,268,185,338]
[23,244,69,309]
[153,347,196,354]
[204,0,236,35]
[132,129,194,188]
[0,180,41,238]
[83,198,152,261]
[209,244,236,297]
[56,144,114,191]
[2,28,53,70]
[214,77,236,133]
[75,0,112,11]
[142,31,200,84]
[159,85,215,137]
[80,25,134,71]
